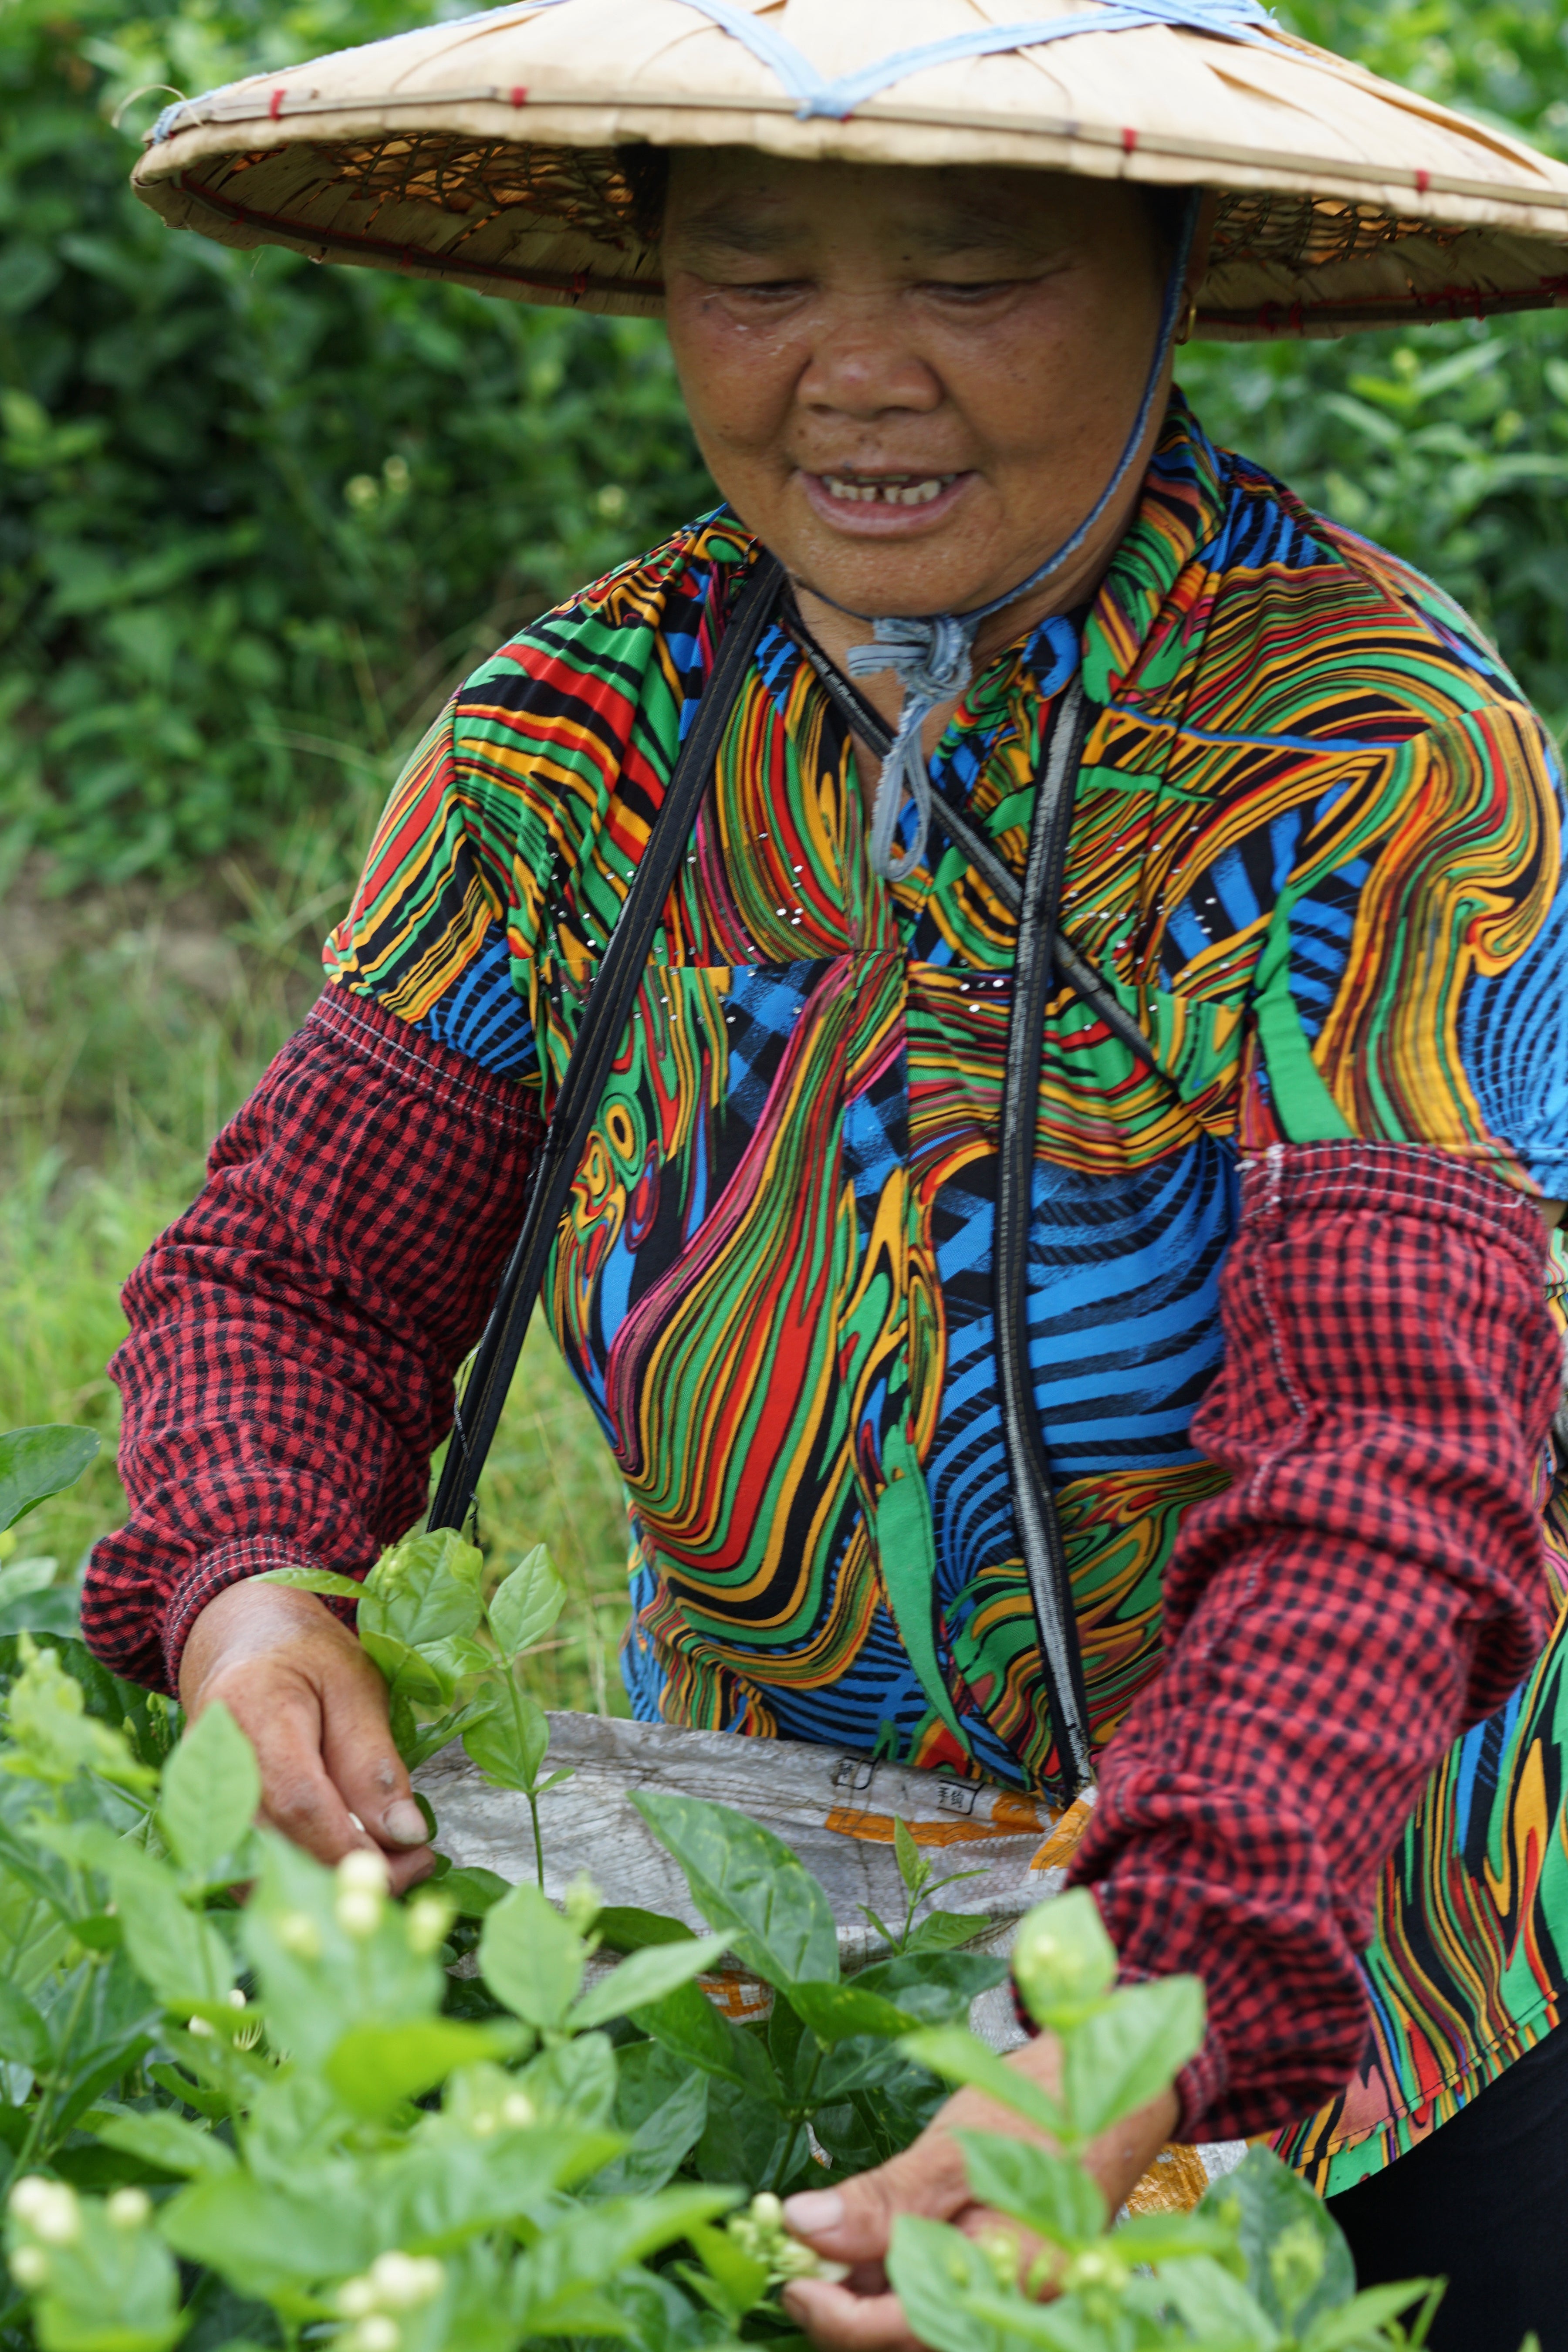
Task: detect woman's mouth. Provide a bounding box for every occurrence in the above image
[820,472,955,507]
[800,467,973,531]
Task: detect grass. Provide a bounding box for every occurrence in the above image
[0,839,633,1717]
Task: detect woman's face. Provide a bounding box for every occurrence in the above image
[662,152,1172,623]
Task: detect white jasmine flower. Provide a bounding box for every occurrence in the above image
[9,2180,80,2246]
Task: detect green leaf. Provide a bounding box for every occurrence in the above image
[158,1703,259,1886]
[91,2107,236,2179]
[101,1844,237,2010]
[0,1975,52,2070]
[885,2215,1017,2352]
[683,2218,769,2321]
[21,2192,185,2352]
[160,2172,376,2297]
[897,2026,1065,2139]
[480,1879,587,2029]
[146,2065,229,2122]
[3,1639,155,1792]
[359,1625,459,1708]
[1202,2144,1356,2332]
[487,1544,567,1657]
[460,1677,551,1791]
[324,2017,520,2118]
[1011,1889,1117,2025]
[816,2032,930,2101]
[567,1933,726,2030]
[1062,1974,1205,2139]
[1299,2280,1436,2351]
[253,1565,364,1600]
[523,2028,620,2126]
[437,1865,512,1918]
[1111,2209,1237,2265]
[0,1426,98,1536]
[893,1816,929,1896]
[240,1829,439,2067]
[361,1528,486,1649]
[595,1905,697,1953]
[0,1583,84,1641]
[788,1980,919,2044]
[519,2191,740,2333]
[904,1909,990,1954]
[1158,2252,1280,2347]
[592,2052,710,2197]
[631,1790,840,1989]
[631,1974,785,2106]
[855,1950,1009,2022]
[952,2128,1105,2245]
[375,2124,619,2256]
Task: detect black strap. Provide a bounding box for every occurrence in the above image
[996,677,1096,1794]
[796,621,1111,1792]
[428,553,786,1533]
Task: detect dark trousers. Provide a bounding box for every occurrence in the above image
[1326,2022,1568,2352]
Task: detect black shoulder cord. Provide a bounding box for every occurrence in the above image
[428,552,786,1535]
[996,677,1098,1794]
[794,620,1193,1797]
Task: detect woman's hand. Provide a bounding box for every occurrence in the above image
[779,2031,1177,2352]
[179,1581,435,1893]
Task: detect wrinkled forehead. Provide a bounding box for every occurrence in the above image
[662,149,1135,259]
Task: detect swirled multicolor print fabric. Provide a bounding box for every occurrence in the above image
[326,394,1568,2186]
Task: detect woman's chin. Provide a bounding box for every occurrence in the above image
[774,480,1028,618]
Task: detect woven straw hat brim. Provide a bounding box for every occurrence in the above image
[131,0,1568,339]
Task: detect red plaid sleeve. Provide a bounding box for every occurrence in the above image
[1065,1141,1559,2142]
[82,986,542,1695]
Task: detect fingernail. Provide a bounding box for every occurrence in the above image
[782,2190,843,2237]
[382,1800,428,1847]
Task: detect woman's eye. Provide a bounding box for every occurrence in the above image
[721,278,811,301]
[925,279,1014,302]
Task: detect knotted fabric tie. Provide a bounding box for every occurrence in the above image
[846,612,980,883]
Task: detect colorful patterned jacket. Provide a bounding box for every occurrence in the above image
[88,395,1568,2176]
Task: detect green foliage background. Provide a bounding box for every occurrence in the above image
[4,0,1568,891]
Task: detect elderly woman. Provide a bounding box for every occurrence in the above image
[91,4,1568,2345]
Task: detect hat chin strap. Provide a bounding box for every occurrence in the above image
[829,193,1198,885]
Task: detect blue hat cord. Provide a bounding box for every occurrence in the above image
[833,191,1198,883]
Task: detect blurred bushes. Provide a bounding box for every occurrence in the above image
[3,0,1568,891]
[0,0,711,889]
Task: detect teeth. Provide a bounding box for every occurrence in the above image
[821,474,953,507]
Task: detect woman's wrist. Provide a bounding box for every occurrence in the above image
[178,1576,351,1710]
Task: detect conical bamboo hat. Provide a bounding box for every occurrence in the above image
[131,0,1568,339]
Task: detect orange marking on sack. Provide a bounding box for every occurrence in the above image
[700,1971,771,2022]
[1125,2143,1211,2214]
[1028,1793,1095,1873]
[824,1793,1046,1847]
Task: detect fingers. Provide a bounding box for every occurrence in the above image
[179,1581,433,1893]
[211,1659,372,1870]
[318,1660,434,1893]
[781,2280,919,2352]
[784,2132,970,2265]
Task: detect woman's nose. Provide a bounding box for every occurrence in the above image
[795,301,943,420]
